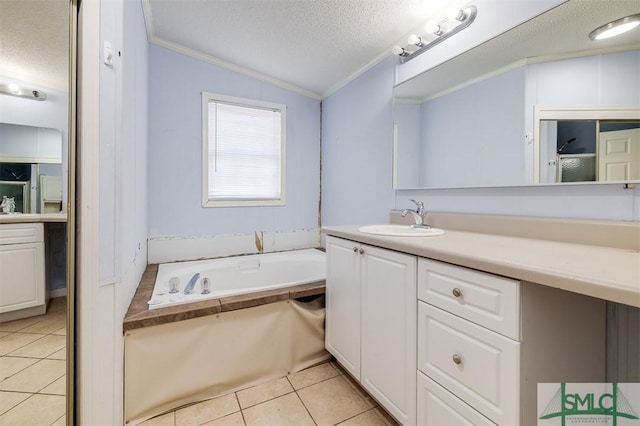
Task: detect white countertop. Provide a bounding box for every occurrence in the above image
[323,225,640,308]
[0,212,67,224]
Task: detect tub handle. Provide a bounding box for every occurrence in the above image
[184,273,200,295]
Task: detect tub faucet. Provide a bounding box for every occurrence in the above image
[401,199,430,229]
[184,273,200,295]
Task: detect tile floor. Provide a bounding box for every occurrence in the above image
[0,297,67,426]
[139,360,399,426]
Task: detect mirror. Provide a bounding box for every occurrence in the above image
[393,0,640,189]
[0,0,74,423]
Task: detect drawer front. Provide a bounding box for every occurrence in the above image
[418,302,519,425]
[417,371,496,426]
[0,223,44,245]
[418,258,520,339]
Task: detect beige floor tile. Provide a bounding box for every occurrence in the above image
[236,377,293,409]
[342,371,377,408]
[288,362,339,390]
[372,407,400,425]
[0,393,65,426]
[0,332,45,356]
[51,414,66,426]
[20,316,66,334]
[0,391,30,415]
[337,408,389,426]
[0,316,47,333]
[51,326,67,336]
[0,356,38,381]
[7,334,66,358]
[40,375,66,396]
[203,411,245,426]
[47,347,67,360]
[175,393,239,426]
[0,333,9,340]
[139,411,175,426]
[242,393,314,426]
[297,376,370,426]
[0,359,65,393]
[330,360,347,375]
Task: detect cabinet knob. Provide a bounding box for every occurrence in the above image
[452,288,462,298]
[353,247,358,253]
[452,354,462,365]
[359,248,365,255]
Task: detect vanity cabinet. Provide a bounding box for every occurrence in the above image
[325,236,417,425]
[0,223,46,320]
[417,258,606,425]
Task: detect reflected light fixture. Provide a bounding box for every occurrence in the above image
[393,5,477,64]
[589,14,640,40]
[0,82,47,101]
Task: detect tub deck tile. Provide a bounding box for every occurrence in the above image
[124,263,326,333]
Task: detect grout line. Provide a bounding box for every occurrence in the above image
[292,389,318,426]
[49,412,65,426]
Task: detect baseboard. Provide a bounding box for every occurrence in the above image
[50,288,68,299]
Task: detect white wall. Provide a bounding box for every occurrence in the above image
[78,0,148,423]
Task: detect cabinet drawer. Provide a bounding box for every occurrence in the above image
[418,302,519,425]
[0,223,44,245]
[418,258,520,339]
[417,371,495,426]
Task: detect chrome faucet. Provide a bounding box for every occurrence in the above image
[183,273,200,295]
[401,199,430,228]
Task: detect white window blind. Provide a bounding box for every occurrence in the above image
[202,93,286,207]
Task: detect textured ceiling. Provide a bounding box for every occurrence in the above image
[395,0,640,101]
[0,0,69,91]
[145,0,457,98]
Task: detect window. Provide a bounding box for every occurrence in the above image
[202,93,286,207]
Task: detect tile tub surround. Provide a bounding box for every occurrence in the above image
[137,361,399,426]
[124,264,326,331]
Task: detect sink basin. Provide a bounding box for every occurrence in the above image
[358,224,444,237]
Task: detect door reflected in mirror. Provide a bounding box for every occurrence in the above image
[540,120,640,184]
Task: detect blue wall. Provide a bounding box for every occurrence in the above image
[322,53,640,224]
[147,45,321,238]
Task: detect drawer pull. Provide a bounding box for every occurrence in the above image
[359,248,365,255]
[353,247,358,253]
[452,354,462,365]
[452,288,462,298]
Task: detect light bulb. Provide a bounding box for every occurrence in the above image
[589,14,640,40]
[392,45,406,56]
[425,21,442,35]
[7,83,20,94]
[407,34,423,46]
[447,6,465,21]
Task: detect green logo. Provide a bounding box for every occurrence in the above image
[539,383,639,426]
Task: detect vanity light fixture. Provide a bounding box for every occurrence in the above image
[589,14,640,40]
[393,5,477,64]
[0,82,47,101]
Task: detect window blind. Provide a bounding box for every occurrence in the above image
[207,100,282,201]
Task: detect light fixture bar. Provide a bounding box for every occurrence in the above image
[394,5,477,64]
[0,82,47,101]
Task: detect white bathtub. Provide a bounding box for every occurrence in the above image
[148,248,325,309]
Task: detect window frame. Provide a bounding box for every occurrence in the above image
[201,92,287,207]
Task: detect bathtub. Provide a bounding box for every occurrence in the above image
[147,248,325,309]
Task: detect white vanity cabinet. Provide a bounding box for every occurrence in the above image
[325,236,417,425]
[417,258,606,425]
[0,223,46,321]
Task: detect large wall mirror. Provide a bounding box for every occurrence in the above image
[0,0,76,424]
[393,0,640,189]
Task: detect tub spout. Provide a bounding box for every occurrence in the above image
[184,273,200,295]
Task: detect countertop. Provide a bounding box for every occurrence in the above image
[323,224,640,308]
[0,212,67,224]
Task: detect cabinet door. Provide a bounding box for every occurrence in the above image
[417,371,496,426]
[0,242,45,313]
[361,245,417,426]
[325,236,361,379]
